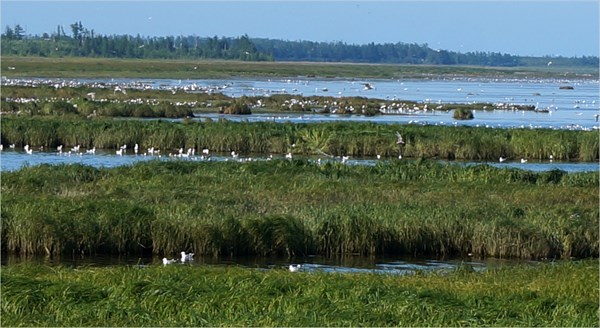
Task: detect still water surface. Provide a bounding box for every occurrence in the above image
[2,252,543,275]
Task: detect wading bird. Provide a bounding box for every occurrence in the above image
[162,258,176,266]
[289,264,302,272]
[181,251,194,263]
[396,132,405,145]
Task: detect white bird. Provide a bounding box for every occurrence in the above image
[363,83,374,90]
[231,151,238,159]
[202,148,210,155]
[499,156,507,162]
[24,144,33,155]
[57,145,63,153]
[181,251,194,262]
[396,132,405,145]
[285,152,293,159]
[116,149,124,156]
[134,144,139,154]
[162,258,176,266]
[376,154,381,160]
[9,144,15,149]
[549,155,554,162]
[86,147,96,154]
[521,158,528,164]
[289,264,302,272]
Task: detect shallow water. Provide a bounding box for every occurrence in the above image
[1,149,597,172]
[4,76,599,129]
[2,252,541,275]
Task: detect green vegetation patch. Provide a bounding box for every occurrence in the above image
[2,160,597,258]
[1,261,597,326]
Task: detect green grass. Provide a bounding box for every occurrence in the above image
[2,160,597,259]
[1,260,597,326]
[2,116,598,161]
[2,56,597,79]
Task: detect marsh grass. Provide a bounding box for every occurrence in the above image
[1,260,597,326]
[4,56,596,80]
[2,117,598,161]
[2,160,597,259]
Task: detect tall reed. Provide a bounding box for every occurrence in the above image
[1,117,597,161]
[2,160,597,259]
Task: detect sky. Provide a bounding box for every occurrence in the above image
[1,0,598,57]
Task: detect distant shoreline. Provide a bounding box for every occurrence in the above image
[2,56,598,80]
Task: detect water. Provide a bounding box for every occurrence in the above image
[4,76,599,129]
[1,149,597,172]
[2,252,539,275]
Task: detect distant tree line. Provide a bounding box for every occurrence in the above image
[2,22,598,67]
[1,22,271,61]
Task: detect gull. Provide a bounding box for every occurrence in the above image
[499,156,506,162]
[289,264,302,272]
[181,251,194,263]
[162,258,176,266]
[521,158,528,164]
[396,132,405,145]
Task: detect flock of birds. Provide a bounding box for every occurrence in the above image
[0,132,547,165]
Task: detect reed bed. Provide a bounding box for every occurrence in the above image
[2,160,597,259]
[1,117,598,161]
[1,260,597,326]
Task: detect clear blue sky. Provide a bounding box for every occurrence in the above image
[1,0,598,57]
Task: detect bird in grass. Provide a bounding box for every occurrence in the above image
[396,132,405,145]
[289,264,302,272]
[181,251,194,263]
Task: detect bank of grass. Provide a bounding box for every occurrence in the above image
[1,260,598,327]
[1,117,598,161]
[1,160,598,259]
[2,56,597,79]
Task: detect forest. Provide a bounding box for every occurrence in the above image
[2,22,598,67]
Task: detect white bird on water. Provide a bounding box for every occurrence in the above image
[181,251,194,263]
[521,158,528,164]
[499,156,507,162]
[289,264,302,272]
[162,258,176,266]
